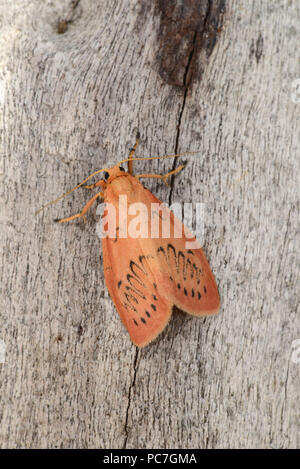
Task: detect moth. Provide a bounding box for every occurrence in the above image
[41,137,220,347]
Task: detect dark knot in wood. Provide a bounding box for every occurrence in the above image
[154,0,225,87]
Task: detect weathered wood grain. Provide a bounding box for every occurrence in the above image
[0,0,299,449]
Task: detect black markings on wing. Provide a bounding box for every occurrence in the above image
[118,243,206,327]
[117,255,159,326]
[126,274,146,298]
[130,258,147,277]
[156,242,205,302]
[114,227,120,243]
[178,251,186,280]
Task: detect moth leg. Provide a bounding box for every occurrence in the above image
[82,180,105,190]
[135,164,185,186]
[55,191,103,223]
[128,132,140,175]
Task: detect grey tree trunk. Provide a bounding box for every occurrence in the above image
[0,0,299,449]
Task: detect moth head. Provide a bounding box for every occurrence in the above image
[105,165,132,195]
[103,165,127,182]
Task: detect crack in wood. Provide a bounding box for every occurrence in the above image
[123,347,139,448]
[153,1,225,204]
[168,29,198,206]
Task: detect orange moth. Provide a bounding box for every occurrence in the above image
[39,137,220,347]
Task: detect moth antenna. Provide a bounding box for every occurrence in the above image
[35,167,109,215]
[118,150,200,167]
[36,151,200,215]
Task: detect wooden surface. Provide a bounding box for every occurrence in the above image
[0,0,299,449]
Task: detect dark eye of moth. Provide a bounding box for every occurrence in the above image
[119,166,125,172]
[104,171,110,180]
